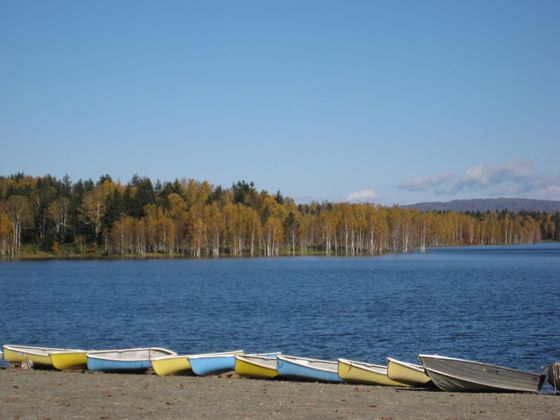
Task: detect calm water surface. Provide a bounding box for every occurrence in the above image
[0,243,558,373]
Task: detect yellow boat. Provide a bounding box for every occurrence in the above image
[152,355,191,376]
[337,358,411,386]
[386,357,432,386]
[50,351,88,370]
[234,354,279,379]
[3,345,83,368]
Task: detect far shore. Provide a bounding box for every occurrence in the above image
[0,369,559,419]
[2,241,556,262]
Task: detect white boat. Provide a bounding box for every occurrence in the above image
[87,348,176,372]
[548,362,560,391]
[419,354,545,393]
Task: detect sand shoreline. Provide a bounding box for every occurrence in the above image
[0,368,559,419]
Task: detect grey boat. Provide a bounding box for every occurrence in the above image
[548,362,560,391]
[419,354,545,393]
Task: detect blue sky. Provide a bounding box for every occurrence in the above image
[1,0,558,204]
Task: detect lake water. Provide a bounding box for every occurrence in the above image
[0,243,558,376]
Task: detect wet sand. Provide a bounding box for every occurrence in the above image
[0,369,558,419]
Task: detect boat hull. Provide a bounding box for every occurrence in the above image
[548,362,559,390]
[338,359,409,386]
[277,357,342,383]
[387,357,432,386]
[152,356,191,376]
[87,348,176,373]
[420,355,545,393]
[3,346,57,368]
[50,351,88,370]
[234,356,278,379]
[87,357,151,372]
[189,355,237,376]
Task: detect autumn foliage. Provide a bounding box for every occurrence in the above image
[0,173,558,259]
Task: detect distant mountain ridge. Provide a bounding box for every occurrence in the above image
[404,198,560,213]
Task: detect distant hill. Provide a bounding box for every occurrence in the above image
[404,198,560,213]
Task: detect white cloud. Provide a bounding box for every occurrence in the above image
[398,173,454,192]
[347,188,380,202]
[397,160,560,200]
[453,160,534,192]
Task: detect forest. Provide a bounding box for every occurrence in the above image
[0,173,559,259]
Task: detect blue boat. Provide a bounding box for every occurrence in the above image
[277,355,343,383]
[87,348,176,373]
[187,350,244,376]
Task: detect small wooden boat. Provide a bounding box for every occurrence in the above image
[276,355,342,383]
[387,357,432,386]
[188,350,244,376]
[548,362,560,391]
[3,345,84,369]
[338,358,410,386]
[234,353,280,379]
[419,354,546,393]
[87,348,176,373]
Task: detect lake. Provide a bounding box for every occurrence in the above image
[0,243,558,375]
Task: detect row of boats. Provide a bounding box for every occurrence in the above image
[2,344,557,394]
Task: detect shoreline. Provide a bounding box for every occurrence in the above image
[2,241,556,262]
[0,369,558,419]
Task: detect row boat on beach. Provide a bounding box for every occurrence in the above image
[151,355,191,376]
[419,354,545,393]
[338,358,410,386]
[189,350,244,376]
[87,348,177,373]
[51,351,89,370]
[152,350,244,376]
[276,355,342,383]
[234,354,280,379]
[3,345,87,370]
[386,357,432,386]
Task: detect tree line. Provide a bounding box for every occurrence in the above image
[0,173,558,259]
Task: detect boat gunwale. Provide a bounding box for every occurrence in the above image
[49,350,89,356]
[386,357,426,374]
[4,345,84,358]
[186,350,244,360]
[87,347,177,362]
[277,355,338,374]
[151,354,189,362]
[418,354,544,377]
[338,358,388,375]
[235,354,279,371]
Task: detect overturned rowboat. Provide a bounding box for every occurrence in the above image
[277,355,342,383]
[234,353,281,379]
[338,358,410,386]
[386,357,432,387]
[3,345,85,369]
[87,348,176,373]
[419,354,545,393]
[188,350,244,376]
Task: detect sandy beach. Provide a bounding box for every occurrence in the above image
[0,368,558,419]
